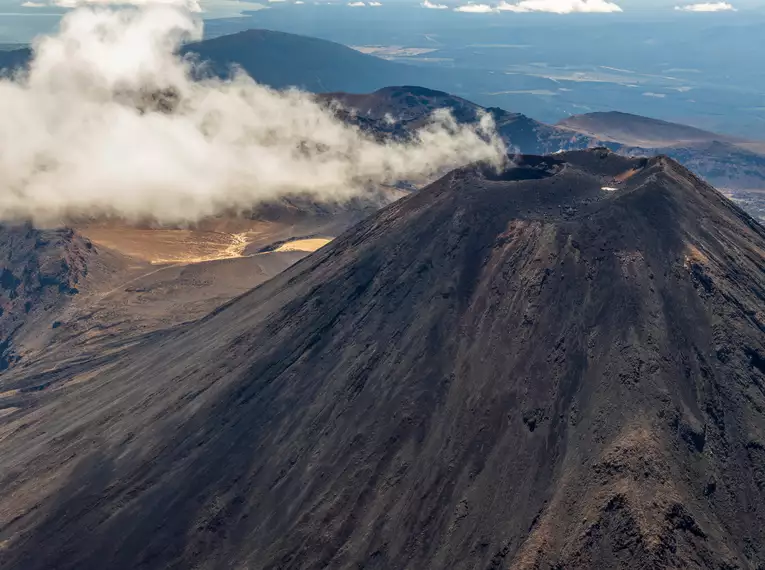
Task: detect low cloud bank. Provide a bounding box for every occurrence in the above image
[0,1,504,225]
[674,2,735,11]
[453,0,622,13]
[454,3,496,12]
[496,0,622,12]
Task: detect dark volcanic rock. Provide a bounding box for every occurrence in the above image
[325,86,595,155]
[0,225,96,369]
[558,112,765,206]
[1,150,764,569]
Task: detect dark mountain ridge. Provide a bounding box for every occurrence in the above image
[558,111,744,147]
[0,224,126,370]
[324,86,594,155]
[324,87,765,204]
[0,29,430,94]
[557,111,765,202]
[0,29,483,96]
[1,149,764,569]
[181,29,435,93]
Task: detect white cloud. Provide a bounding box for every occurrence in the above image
[454,2,496,12]
[49,0,202,9]
[267,0,286,3]
[674,2,735,11]
[24,0,267,14]
[422,0,448,7]
[0,2,503,225]
[496,0,622,13]
[347,1,365,5]
[369,1,381,5]
[294,0,304,3]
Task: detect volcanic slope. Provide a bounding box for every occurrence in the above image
[0,224,131,371]
[2,150,765,569]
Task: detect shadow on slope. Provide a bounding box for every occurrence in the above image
[1,150,765,570]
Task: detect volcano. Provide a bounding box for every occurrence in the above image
[1,149,764,569]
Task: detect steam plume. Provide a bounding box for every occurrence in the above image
[0,2,504,225]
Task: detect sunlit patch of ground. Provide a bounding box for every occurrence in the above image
[60,363,118,389]
[350,45,438,58]
[79,227,253,264]
[684,243,709,267]
[614,168,641,183]
[273,238,332,252]
[76,217,348,265]
[80,227,332,262]
[77,224,309,264]
[149,232,251,264]
[0,389,19,400]
[602,167,644,192]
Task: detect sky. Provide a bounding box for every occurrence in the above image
[0,0,759,44]
[2,0,764,17]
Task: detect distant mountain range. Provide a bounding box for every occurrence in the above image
[556,112,765,219]
[324,87,765,214]
[0,29,509,96]
[182,29,442,93]
[323,86,594,155]
[557,111,745,148]
[2,28,764,218]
